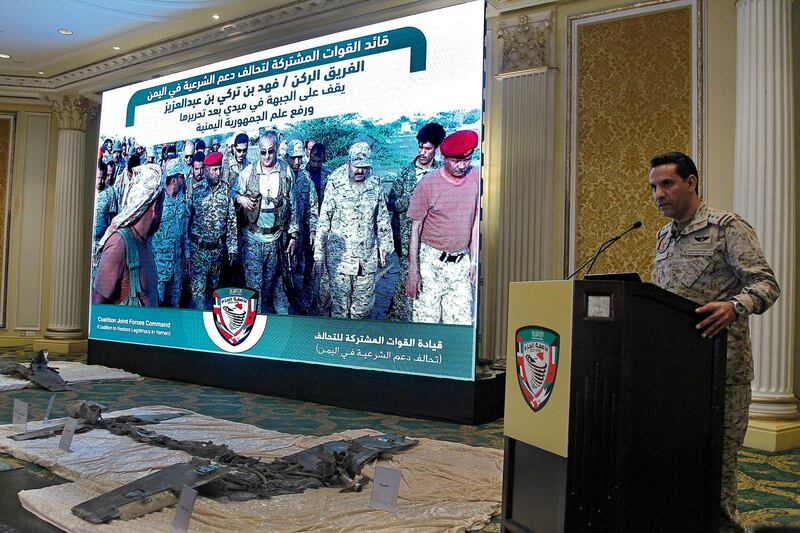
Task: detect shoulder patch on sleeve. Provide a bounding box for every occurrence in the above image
[708,210,736,228]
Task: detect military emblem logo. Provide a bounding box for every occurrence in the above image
[202,287,267,353]
[211,288,258,346]
[515,326,559,412]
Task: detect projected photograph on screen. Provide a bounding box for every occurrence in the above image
[89,1,484,381]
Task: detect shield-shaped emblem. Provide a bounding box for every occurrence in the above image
[515,326,559,412]
[211,288,258,346]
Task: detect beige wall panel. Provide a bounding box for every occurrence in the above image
[0,115,14,327]
[571,7,693,279]
[14,112,50,331]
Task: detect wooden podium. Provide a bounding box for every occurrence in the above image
[501,280,725,532]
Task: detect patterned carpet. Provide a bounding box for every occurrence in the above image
[1,346,798,530]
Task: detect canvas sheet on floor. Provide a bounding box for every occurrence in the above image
[0,406,502,532]
[0,361,141,391]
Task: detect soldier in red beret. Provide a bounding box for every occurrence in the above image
[405,130,480,324]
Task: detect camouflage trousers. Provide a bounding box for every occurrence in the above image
[413,243,473,325]
[158,269,184,308]
[330,272,375,319]
[190,244,222,311]
[720,383,751,532]
[290,239,315,315]
[243,237,281,314]
[387,255,412,321]
[315,271,331,316]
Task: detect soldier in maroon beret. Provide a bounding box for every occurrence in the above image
[405,130,480,324]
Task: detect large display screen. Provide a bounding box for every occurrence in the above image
[89,1,484,381]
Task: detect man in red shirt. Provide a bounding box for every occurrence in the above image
[406,130,480,324]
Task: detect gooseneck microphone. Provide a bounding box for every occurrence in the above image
[566,221,643,280]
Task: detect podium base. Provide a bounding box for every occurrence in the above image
[745,418,800,452]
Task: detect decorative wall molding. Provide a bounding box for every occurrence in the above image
[48,95,98,132]
[496,10,553,74]
[0,0,365,92]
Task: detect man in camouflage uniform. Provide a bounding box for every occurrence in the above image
[92,158,118,280]
[406,130,480,325]
[287,139,319,314]
[234,132,298,314]
[185,151,206,200]
[221,133,251,288]
[152,158,190,307]
[305,143,332,315]
[110,140,128,186]
[648,151,779,533]
[387,122,446,321]
[188,151,237,310]
[314,142,392,319]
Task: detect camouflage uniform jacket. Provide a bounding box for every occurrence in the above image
[651,202,780,384]
[185,172,207,201]
[388,156,440,258]
[93,186,118,241]
[151,193,190,280]
[314,166,393,276]
[235,159,299,241]
[292,168,319,237]
[223,158,247,198]
[308,166,332,206]
[188,180,238,255]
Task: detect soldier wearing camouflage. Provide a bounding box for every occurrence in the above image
[306,143,332,315]
[188,152,237,310]
[387,123,445,321]
[648,152,779,533]
[185,151,206,200]
[314,142,393,319]
[234,132,299,314]
[92,160,118,280]
[152,159,190,307]
[287,139,319,314]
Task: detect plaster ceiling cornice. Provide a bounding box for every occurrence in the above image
[0,0,363,94]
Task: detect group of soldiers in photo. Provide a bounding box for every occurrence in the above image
[91,123,480,326]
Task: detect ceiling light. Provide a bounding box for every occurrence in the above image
[38,71,45,75]
[113,46,120,50]
[212,14,220,20]
[57,28,73,35]
[0,53,9,59]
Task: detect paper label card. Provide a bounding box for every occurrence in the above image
[12,399,28,433]
[171,484,198,533]
[369,465,401,512]
[58,417,79,452]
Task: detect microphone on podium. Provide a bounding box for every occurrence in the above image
[566,220,643,280]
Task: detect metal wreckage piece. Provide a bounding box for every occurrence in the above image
[5,400,417,524]
[71,432,418,524]
[8,400,188,441]
[0,350,72,391]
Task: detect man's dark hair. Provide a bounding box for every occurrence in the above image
[194,139,206,151]
[417,123,446,148]
[192,152,205,164]
[234,133,249,145]
[310,143,326,158]
[166,144,177,155]
[650,151,699,193]
[126,153,141,172]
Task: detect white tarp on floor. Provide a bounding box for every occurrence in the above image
[0,406,502,532]
[0,361,141,391]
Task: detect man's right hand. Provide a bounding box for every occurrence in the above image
[405,267,422,298]
[237,194,255,210]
